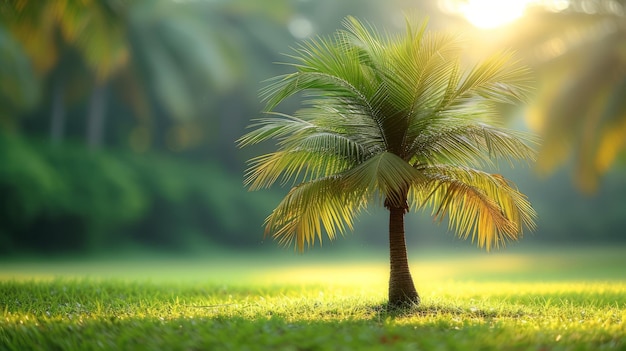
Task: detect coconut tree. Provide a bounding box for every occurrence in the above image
[1,0,128,146]
[0,25,39,130]
[2,0,254,149]
[447,0,626,192]
[508,1,626,193]
[239,17,537,307]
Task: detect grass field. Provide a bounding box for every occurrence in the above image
[1,246,625,350]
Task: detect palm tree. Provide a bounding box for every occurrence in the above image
[0,25,39,130]
[239,17,537,307]
[1,0,128,146]
[516,2,626,193]
[2,0,250,150]
[454,0,626,192]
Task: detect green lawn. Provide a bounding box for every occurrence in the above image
[1,247,625,350]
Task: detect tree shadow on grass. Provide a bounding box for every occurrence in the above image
[366,301,529,320]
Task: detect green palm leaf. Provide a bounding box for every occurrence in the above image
[264,152,425,250]
[409,121,538,168]
[244,149,349,190]
[413,165,536,250]
[264,175,367,251]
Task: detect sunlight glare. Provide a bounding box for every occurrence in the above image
[288,16,314,39]
[459,0,534,29]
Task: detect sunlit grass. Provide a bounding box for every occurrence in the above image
[1,247,625,350]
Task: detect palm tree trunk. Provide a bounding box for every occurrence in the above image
[86,84,107,150]
[388,205,420,307]
[50,78,66,145]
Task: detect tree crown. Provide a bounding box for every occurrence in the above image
[239,16,537,251]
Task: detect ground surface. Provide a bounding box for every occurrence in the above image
[1,247,625,350]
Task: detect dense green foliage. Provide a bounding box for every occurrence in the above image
[0,133,279,254]
[1,249,624,350]
[1,131,625,256]
[0,0,625,255]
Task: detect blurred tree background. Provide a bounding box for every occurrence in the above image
[0,0,624,257]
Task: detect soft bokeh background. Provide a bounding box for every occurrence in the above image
[1,0,625,269]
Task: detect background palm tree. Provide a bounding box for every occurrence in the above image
[239,17,538,307]
[0,25,39,130]
[2,0,128,146]
[468,0,626,193]
[1,0,266,150]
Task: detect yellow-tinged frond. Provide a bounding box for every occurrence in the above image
[263,152,428,251]
[595,116,626,173]
[244,150,349,190]
[413,166,536,250]
[264,176,367,251]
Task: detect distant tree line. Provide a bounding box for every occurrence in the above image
[0,0,624,255]
[0,133,284,254]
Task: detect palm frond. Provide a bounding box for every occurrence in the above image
[351,20,463,126]
[453,50,534,106]
[240,110,382,190]
[412,165,536,250]
[409,120,538,168]
[292,103,385,152]
[340,16,389,69]
[403,32,464,111]
[343,152,425,208]
[264,175,367,251]
[265,152,426,251]
[533,50,626,192]
[237,112,316,147]
[260,29,374,112]
[244,150,349,190]
[364,33,463,154]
